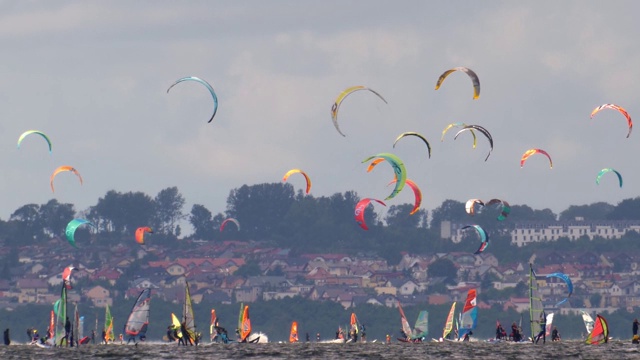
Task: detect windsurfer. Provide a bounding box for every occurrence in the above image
[510,322,521,342]
[4,328,10,346]
[534,312,547,344]
[101,329,107,344]
[634,319,639,337]
[462,331,473,342]
[360,325,366,342]
[59,317,71,346]
[167,326,176,342]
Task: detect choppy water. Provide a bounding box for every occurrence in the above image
[2,340,639,360]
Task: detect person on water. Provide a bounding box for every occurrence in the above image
[316,333,320,342]
[26,328,33,342]
[462,331,473,342]
[495,323,503,340]
[91,329,95,344]
[510,322,521,342]
[360,324,366,342]
[59,317,71,346]
[400,329,408,341]
[3,328,10,346]
[167,325,176,342]
[534,312,547,344]
[386,334,391,344]
[634,319,639,337]
[306,332,310,342]
[551,326,561,342]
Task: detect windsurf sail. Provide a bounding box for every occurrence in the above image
[529,264,544,342]
[581,310,595,334]
[171,313,183,339]
[237,302,244,338]
[397,301,414,339]
[442,302,456,339]
[585,314,609,344]
[240,305,251,342]
[350,312,359,336]
[210,309,217,342]
[124,288,151,339]
[545,313,554,337]
[104,303,114,342]
[47,310,55,345]
[183,281,196,342]
[458,289,477,340]
[289,321,299,343]
[54,283,67,346]
[412,310,428,340]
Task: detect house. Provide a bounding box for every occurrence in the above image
[85,285,113,308]
[16,279,50,303]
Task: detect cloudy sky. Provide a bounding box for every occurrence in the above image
[1,1,639,231]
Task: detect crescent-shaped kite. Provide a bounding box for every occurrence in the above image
[65,218,94,248]
[393,132,431,158]
[354,198,386,230]
[167,76,219,123]
[362,153,407,200]
[435,67,480,100]
[461,224,489,254]
[590,104,632,138]
[135,227,153,245]
[330,86,387,137]
[596,168,623,188]
[50,166,83,193]
[485,199,511,221]
[17,130,52,153]
[220,218,240,232]
[454,125,493,161]
[441,122,477,148]
[545,272,573,307]
[520,148,553,169]
[282,169,312,194]
[465,199,484,216]
[388,178,422,215]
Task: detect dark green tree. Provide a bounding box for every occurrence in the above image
[39,199,75,237]
[8,204,44,244]
[226,183,294,237]
[559,202,614,221]
[427,258,458,285]
[189,204,214,240]
[153,187,185,235]
[429,199,467,229]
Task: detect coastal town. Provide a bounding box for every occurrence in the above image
[5,218,640,319]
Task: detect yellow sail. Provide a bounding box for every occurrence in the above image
[442,302,456,339]
[183,281,196,341]
[171,312,183,339]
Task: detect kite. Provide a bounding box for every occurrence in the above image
[465,199,484,216]
[50,166,83,193]
[330,86,387,137]
[461,224,489,254]
[220,218,240,232]
[393,132,431,158]
[454,125,493,161]
[596,168,623,188]
[520,148,553,169]
[65,218,94,248]
[17,130,52,153]
[441,122,477,148]
[485,199,511,221]
[354,198,386,230]
[362,153,407,200]
[546,272,573,307]
[167,76,219,123]
[282,169,312,194]
[135,227,153,245]
[388,178,422,215]
[590,104,632,138]
[435,67,480,99]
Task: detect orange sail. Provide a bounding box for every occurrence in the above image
[210,309,217,342]
[289,321,298,343]
[585,314,609,345]
[350,313,359,334]
[240,305,251,342]
[397,301,413,339]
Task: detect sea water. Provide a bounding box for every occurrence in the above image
[1,340,637,360]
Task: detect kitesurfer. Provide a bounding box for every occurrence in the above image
[386,334,391,343]
[306,333,310,342]
[634,319,639,337]
[3,328,10,345]
[495,323,504,340]
[91,329,95,344]
[552,327,561,342]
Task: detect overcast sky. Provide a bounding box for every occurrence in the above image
[1,1,639,231]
